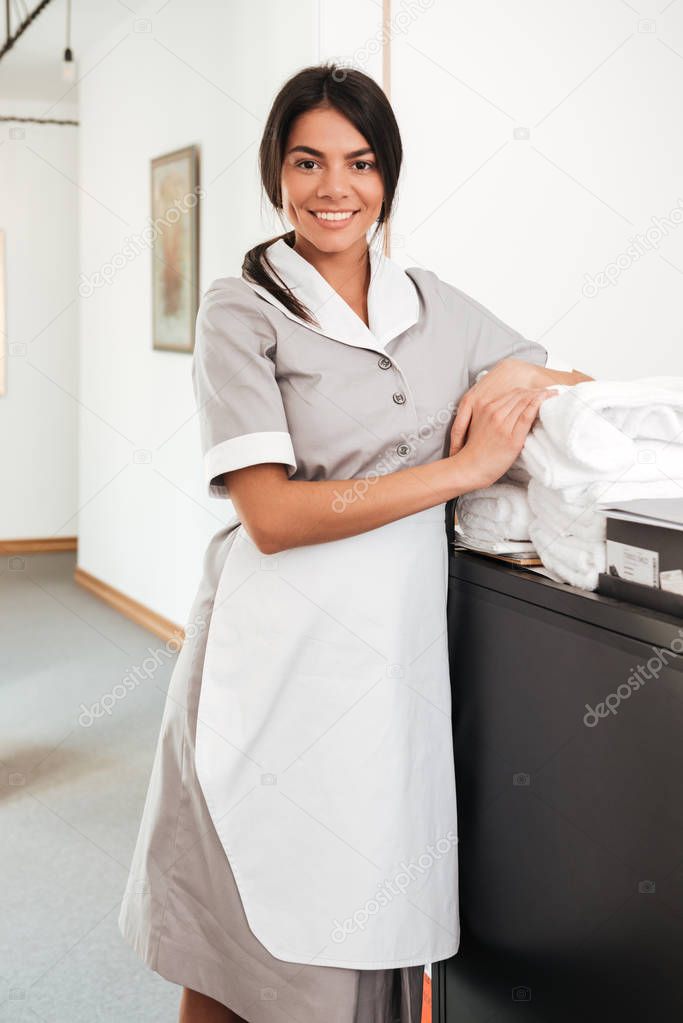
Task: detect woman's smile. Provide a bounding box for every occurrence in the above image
[308,208,360,228]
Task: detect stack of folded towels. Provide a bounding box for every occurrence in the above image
[455,377,683,590]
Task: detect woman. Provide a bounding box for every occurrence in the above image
[118,63,589,1023]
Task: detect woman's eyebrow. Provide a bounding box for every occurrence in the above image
[286,145,374,159]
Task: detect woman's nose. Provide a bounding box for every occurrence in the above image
[316,170,349,198]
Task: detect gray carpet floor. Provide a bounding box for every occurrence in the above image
[0,550,181,1021]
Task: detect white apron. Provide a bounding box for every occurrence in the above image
[195,499,459,968]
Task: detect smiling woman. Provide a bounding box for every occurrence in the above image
[117,61,558,1023]
[243,70,402,333]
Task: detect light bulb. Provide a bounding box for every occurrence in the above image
[62,47,76,83]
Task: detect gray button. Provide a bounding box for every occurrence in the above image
[396,443,410,456]
[393,392,406,405]
[378,356,392,370]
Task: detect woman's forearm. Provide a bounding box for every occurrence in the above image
[230,454,480,554]
[530,365,594,387]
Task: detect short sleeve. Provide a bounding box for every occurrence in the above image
[191,278,297,499]
[437,278,548,388]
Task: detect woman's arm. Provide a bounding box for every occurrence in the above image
[477,358,594,391]
[225,457,475,554]
[226,387,556,554]
[528,365,594,386]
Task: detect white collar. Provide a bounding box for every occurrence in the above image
[242,237,420,351]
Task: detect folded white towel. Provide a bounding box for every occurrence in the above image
[533,377,683,466]
[456,482,532,541]
[521,427,683,491]
[528,518,606,591]
[458,483,530,524]
[457,510,527,542]
[555,465,683,506]
[517,378,683,489]
[526,478,607,541]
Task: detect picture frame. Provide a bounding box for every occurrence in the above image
[150,144,200,353]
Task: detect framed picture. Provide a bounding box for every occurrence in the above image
[150,145,200,352]
[0,230,5,395]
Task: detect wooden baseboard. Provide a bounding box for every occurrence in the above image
[74,566,184,643]
[0,536,77,554]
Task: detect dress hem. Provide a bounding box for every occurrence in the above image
[118,906,444,1022]
[118,897,458,973]
[118,905,261,1020]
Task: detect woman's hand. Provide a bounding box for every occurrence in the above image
[453,386,558,492]
[449,359,544,456]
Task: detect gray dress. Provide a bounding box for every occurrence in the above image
[117,239,547,1021]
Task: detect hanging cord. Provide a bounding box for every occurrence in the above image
[63,0,71,61]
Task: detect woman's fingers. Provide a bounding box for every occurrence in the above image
[449,400,473,454]
[509,391,556,439]
[491,387,548,416]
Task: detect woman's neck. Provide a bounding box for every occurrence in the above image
[292,234,371,324]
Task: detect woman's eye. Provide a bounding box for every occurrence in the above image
[294,159,376,171]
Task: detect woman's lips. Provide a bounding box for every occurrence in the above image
[308,210,359,229]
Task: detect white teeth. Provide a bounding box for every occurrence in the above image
[314,211,355,221]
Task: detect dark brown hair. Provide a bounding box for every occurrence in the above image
[242,63,403,327]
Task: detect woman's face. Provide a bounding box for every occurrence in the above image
[280,106,384,254]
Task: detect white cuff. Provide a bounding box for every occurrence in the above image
[205,431,297,498]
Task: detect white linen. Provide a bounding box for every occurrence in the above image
[506,376,683,590]
[456,481,532,542]
[526,478,607,542]
[527,519,607,590]
[518,378,683,490]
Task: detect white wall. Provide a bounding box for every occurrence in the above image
[0,98,79,541]
[388,0,683,379]
[77,0,316,624]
